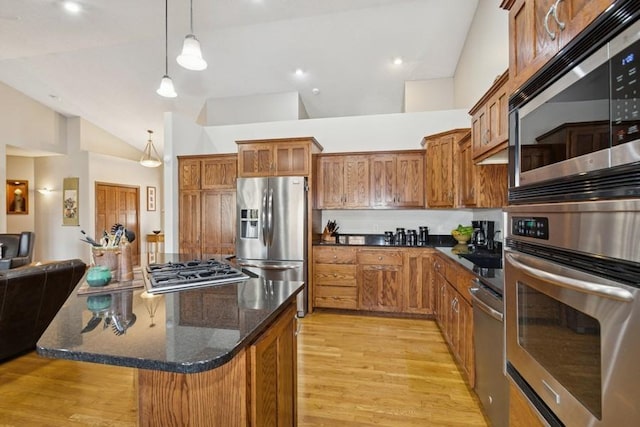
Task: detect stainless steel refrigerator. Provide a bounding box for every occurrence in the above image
[236,176,308,316]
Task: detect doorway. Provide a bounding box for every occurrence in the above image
[95,182,140,265]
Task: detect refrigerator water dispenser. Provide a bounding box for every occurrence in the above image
[240,209,259,239]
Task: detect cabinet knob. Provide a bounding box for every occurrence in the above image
[333,255,337,259]
[378,256,383,261]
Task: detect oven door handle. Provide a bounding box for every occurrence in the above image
[506,252,634,302]
[469,287,504,321]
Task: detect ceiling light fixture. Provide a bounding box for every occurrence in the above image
[295,68,305,76]
[63,1,81,14]
[157,0,177,98]
[177,0,207,71]
[393,57,403,65]
[140,130,162,168]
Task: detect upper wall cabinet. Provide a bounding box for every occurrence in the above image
[236,137,323,177]
[423,129,468,208]
[370,151,425,208]
[469,70,509,162]
[502,0,614,94]
[179,154,238,191]
[315,155,370,209]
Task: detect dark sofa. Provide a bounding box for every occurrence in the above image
[0,258,86,362]
[0,232,35,270]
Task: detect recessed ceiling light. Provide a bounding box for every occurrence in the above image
[63,1,82,14]
[312,88,320,95]
[393,57,403,66]
[294,68,305,77]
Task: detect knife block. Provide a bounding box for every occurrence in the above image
[321,227,335,243]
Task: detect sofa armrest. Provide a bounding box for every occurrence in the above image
[0,259,11,270]
[10,257,31,269]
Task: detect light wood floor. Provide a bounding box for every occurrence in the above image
[0,313,487,426]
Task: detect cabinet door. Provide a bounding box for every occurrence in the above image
[403,250,435,315]
[238,143,273,177]
[458,136,477,207]
[508,0,559,92]
[343,156,370,208]
[556,0,614,47]
[395,153,424,207]
[249,304,296,427]
[274,142,310,176]
[179,191,201,257]
[357,250,403,312]
[489,85,509,148]
[316,157,345,209]
[179,158,201,190]
[460,296,475,388]
[201,190,236,257]
[427,137,455,208]
[201,156,237,190]
[370,155,396,208]
[471,105,488,160]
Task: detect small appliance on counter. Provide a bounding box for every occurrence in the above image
[471,221,495,250]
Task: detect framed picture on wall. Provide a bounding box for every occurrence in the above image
[62,177,80,226]
[147,186,156,211]
[6,180,28,215]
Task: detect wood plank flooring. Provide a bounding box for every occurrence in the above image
[0,313,487,426]
[298,312,487,426]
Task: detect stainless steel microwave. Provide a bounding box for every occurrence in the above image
[509,9,640,204]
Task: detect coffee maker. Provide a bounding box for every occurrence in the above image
[471,220,494,249]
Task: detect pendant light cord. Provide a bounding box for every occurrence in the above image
[190,0,194,34]
[164,0,169,74]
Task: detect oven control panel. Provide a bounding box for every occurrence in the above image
[512,217,549,239]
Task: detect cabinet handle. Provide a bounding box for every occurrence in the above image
[333,255,338,259]
[551,0,566,31]
[378,256,383,261]
[544,5,557,40]
[294,315,302,336]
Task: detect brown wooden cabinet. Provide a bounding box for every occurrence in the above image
[504,0,614,95]
[469,70,509,161]
[312,246,358,309]
[423,129,468,208]
[178,155,238,257]
[357,249,403,312]
[433,254,475,387]
[509,380,548,427]
[236,137,322,177]
[315,155,370,209]
[369,151,425,208]
[249,302,297,427]
[457,131,508,208]
[402,249,436,315]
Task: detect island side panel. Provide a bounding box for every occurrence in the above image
[137,349,248,427]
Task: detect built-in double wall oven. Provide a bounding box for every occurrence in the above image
[505,2,640,426]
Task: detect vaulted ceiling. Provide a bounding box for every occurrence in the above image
[0,0,478,153]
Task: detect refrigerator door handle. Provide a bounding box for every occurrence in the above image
[261,189,268,246]
[238,262,300,270]
[267,187,274,246]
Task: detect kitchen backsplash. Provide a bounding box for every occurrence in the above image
[319,209,504,238]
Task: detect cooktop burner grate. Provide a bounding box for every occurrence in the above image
[145,259,249,294]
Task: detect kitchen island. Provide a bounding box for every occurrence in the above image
[37,257,303,427]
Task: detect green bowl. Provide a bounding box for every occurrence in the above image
[86,265,112,287]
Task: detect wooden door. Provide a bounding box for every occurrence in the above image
[369,155,396,208]
[344,155,370,208]
[274,142,310,176]
[179,191,201,257]
[556,0,614,47]
[238,143,273,177]
[458,136,477,207]
[201,156,237,190]
[201,190,237,257]
[179,158,201,190]
[427,136,455,208]
[95,183,140,265]
[402,250,435,315]
[358,264,403,312]
[316,156,345,208]
[395,153,424,207]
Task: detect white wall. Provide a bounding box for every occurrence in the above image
[453,0,509,109]
[404,78,455,112]
[204,92,308,126]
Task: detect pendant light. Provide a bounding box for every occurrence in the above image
[176,0,207,71]
[156,0,177,98]
[140,130,162,168]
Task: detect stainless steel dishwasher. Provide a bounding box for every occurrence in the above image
[470,278,508,427]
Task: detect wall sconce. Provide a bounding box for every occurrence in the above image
[37,188,54,194]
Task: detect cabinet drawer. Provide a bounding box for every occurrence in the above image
[357,250,403,265]
[313,247,357,264]
[314,286,358,309]
[314,264,357,286]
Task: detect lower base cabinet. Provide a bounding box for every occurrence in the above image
[249,302,297,427]
[433,254,475,388]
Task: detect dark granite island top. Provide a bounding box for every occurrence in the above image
[37,275,303,374]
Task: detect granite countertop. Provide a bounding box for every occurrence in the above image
[435,246,504,293]
[37,261,303,374]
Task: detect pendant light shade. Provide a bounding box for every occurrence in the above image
[157,0,177,98]
[177,0,207,71]
[141,130,162,168]
[157,75,177,98]
[177,34,207,71]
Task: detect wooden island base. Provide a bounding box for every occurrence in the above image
[136,302,297,427]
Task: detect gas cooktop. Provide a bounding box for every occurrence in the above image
[144,259,250,294]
